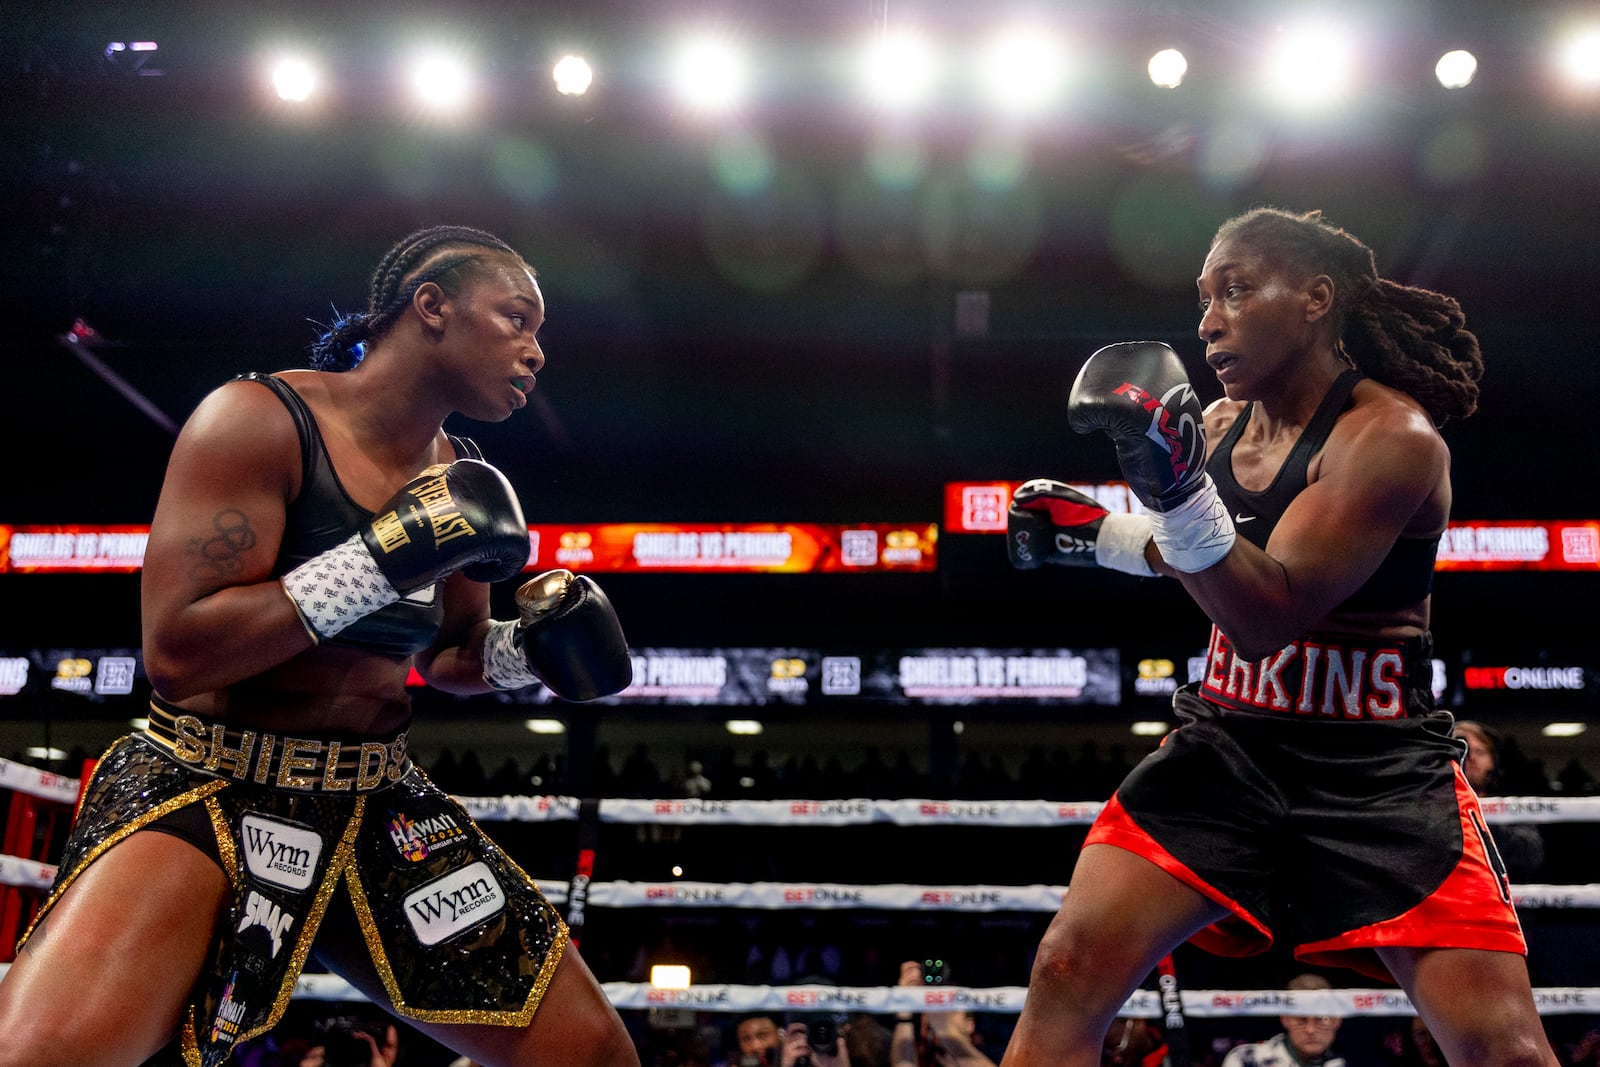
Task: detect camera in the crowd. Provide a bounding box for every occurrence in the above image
[787,1010,846,1054]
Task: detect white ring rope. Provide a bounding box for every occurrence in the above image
[1,757,1595,1019]
[3,759,1595,825]
[459,794,1600,827]
[0,966,1590,1017]
[0,759,79,805]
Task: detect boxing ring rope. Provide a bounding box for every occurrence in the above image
[2,758,1597,1018]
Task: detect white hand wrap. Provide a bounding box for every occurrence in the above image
[281,533,401,639]
[1148,475,1236,573]
[1094,512,1157,577]
[483,619,541,690]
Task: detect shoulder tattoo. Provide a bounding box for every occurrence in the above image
[186,508,258,580]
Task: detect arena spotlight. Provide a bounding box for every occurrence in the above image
[407,48,476,112]
[725,719,763,735]
[976,25,1066,117]
[1148,48,1188,89]
[670,33,749,116]
[552,53,593,96]
[1261,17,1357,109]
[859,28,940,112]
[270,55,319,102]
[1130,721,1170,736]
[1435,49,1478,90]
[1555,24,1600,90]
[1542,722,1589,738]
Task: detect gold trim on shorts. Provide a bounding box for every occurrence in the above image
[344,845,570,1026]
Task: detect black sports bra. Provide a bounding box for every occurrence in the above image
[240,372,482,656]
[1208,369,1438,612]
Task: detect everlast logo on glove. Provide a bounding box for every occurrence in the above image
[370,465,481,555]
[408,469,481,547]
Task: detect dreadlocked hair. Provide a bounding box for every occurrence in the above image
[1213,207,1483,424]
[308,225,525,371]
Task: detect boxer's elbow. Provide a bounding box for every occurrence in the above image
[141,626,229,702]
[142,646,201,702]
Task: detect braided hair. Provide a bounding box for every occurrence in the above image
[1212,207,1483,424]
[309,225,526,371]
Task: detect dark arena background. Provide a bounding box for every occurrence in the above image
[2,1,1598,1064]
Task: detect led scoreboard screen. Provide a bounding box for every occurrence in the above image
[0,522,938,574]
[526,522,937,573]
[942,483,1600,573]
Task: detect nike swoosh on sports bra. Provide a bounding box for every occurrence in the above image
[1207,369,1438,612]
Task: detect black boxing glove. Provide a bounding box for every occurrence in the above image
[1007,479,1155,576]
[358,459,529,591]
[1067,341,1234,572]
[282,459,530,640]
[481,569,633,701]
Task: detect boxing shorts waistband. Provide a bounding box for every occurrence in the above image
[144,697,411,793]
[1198,626,1432,721]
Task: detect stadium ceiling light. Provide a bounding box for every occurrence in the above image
[1542,722,1589,738]
[725,719,764,735]
[860,28,940,112]
[671,33,749,116]
[553,54,593,96]
[1555,24,1600,90]
[407,48,476,112]
[1261,18,1357,109]
[270,56,319,103]
[1130,721,1169,736]
[1435,49,1478,89]
[1148,48,1188,89]
[976,25,1066,116]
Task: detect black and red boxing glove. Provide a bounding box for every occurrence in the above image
[482,569,633,701]
[1007,479,1154,576]
[282,459,531,640]
[1066,341,1234,573]
[1067,341,1208,512]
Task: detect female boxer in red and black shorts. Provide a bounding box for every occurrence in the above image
[1002,207,1558,1067]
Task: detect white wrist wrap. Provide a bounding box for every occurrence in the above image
[1094,512,1157,577]
[483,619,540,691]
[1149,475,1236,573]
[281,533,401,638]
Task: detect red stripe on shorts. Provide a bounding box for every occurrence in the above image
[1085,792,1272,958]
[1296,763,1528,978]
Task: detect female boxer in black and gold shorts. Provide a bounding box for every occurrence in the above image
[0,227,636,1067]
